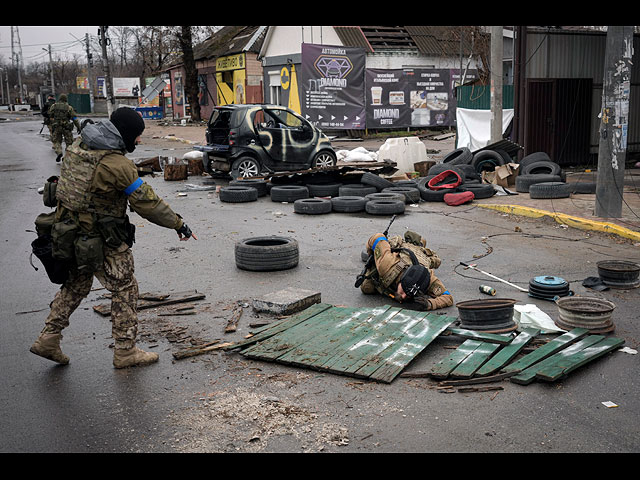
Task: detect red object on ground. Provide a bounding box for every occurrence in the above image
[428,170,463,190]
[444,191,475,206]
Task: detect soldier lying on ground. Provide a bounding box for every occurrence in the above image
[359,230,453,311]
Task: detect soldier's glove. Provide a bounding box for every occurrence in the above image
[177,223,197,241]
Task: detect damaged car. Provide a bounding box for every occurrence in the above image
[196,104,337,179]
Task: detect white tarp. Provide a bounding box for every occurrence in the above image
[456,108,514,151]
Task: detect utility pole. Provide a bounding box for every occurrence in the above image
[85,33,94,113]
[47,45,55,96]
[490,26,504,144]
[595,26,634,218]
[99,26,114,117]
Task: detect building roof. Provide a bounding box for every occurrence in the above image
[194,26,267,60]
[333,26,479,56]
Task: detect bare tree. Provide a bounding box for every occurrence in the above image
[177,26,201,122]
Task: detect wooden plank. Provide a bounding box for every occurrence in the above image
[241,305,367,360]
[535,336,625,382]
[360,313,456,383]
[446,327,515,345]
[278,306,404,370]
[450,342,501,378]
[227,302,333,350]
[430,340,482,379]
[255,306,397,366]
[510,335,605,385]
[500,328,589,374]
[92,290,205,316]
[474,328,541,377]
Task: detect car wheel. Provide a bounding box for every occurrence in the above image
[312,151,337,169]
[232,157,261,179]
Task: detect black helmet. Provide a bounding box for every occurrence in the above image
[110,107,145,153]
[400,265,430,297]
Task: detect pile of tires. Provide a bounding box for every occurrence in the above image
[515,152,564,194]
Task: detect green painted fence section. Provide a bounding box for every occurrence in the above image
[457,84,514,110]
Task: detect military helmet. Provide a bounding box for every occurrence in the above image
[400,265,431,297]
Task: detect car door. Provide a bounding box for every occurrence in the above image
[254,108,288,170]
[267,108,316,169]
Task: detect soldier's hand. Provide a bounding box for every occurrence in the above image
[177,223,197,241]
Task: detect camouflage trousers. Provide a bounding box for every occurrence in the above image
[51,127,74,155]
[42,243,139,350]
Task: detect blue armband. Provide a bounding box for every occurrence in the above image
[371,236,388,253]
[124,178,143,196]
[443,291,450,295]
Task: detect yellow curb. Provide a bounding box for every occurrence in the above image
[478,204,640,242]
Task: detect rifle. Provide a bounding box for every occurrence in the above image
[354,215,397,288]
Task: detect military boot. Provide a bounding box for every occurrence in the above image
[30,332,70,365]
[113,346,159,369]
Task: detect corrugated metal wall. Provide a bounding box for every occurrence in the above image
[525,30,639,156]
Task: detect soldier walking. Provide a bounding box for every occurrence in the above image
[49,93,81,162]
[30,107,197,369]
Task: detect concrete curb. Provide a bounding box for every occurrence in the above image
[478,203,640,242]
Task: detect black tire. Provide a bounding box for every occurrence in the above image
[428,163,473,182]
[360,172,395,191]
[428,163,456,176]
[518,152,551,170]
[381,186,421,204]
[339,183,378,197]
[419,186,459,202]
[231,156,261,179]
[270,185,309,202]
[365,192,406,203]
[219,185,258,203]
[522,160,562,176]
[365,199,405,215]
[442,147,473,165]
[293,198,332,214]
[472,150,506,173]
[312,150,337,169]
[230,178,268,197]
[453,164,480,181]
[331,196,367,213]
[394,180,419,187]
[515,174,562,193]
[307,182,342,197]
[529,182,570,199]
[458,183,496,199]
[568,182,597,194]
[235,236,299,272]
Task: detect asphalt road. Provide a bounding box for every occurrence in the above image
[1,115,639,453]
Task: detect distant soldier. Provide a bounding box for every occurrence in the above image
[41,94,56,136]
[49,94,81,162]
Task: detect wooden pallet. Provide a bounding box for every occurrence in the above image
[229,303,456,383]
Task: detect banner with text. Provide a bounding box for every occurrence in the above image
[300,43,366,130]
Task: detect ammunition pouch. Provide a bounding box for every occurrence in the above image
[35,211,57,237]
[51,218,78,260]
[31,235,71,284]
[42,176,59,208]
[97,215,135,249]
[74,233,104,274]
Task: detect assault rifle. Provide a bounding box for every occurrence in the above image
[354,215,397,288]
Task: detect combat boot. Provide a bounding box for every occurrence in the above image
[30,332,70,365]
[113,346,159,369]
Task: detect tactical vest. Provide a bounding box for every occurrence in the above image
[51,102,73,129]
[56,138,128,218]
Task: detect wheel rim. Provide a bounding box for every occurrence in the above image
[238,160,259,177]
[314,153,335,169]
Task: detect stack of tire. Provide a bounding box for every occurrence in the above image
[417,147,496,203]
[515,151,596,199]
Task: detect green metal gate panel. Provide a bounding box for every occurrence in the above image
[456,84,514,110]
[229,303,456,383]
[67,93,91,114]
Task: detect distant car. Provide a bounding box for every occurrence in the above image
[196,104,336,179]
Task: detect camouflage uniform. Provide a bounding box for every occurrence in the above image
[49,94,81,156]
[41,96,56,136]
[360,231,453,311]
[32,112,189,367]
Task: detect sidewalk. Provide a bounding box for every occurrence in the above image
[141,119,640,243]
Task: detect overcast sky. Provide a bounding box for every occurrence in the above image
[0,26,100,65]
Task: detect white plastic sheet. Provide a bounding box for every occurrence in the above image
[456,108,514,151]
[513,304,567,334]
